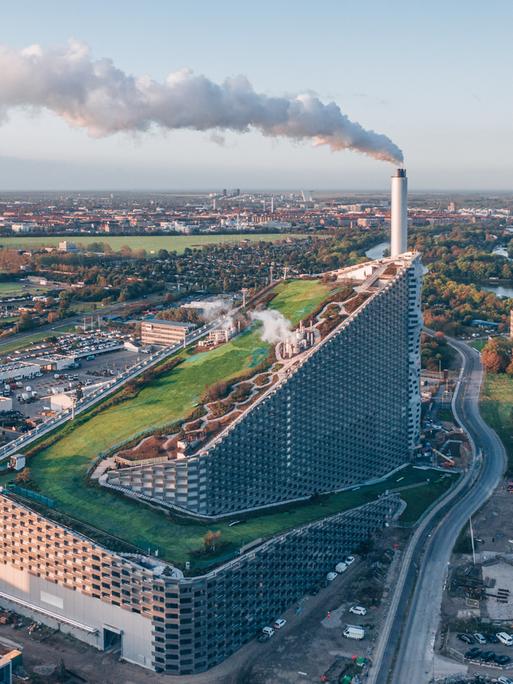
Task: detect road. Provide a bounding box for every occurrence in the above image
[369,336,506,684]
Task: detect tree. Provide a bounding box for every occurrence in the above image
[15,467,31,484]
[203,530,221,552]
[482,337,513,373]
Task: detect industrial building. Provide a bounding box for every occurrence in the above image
[140,319,195,346]
[0,491,400,674]
[0,362,40,383]
[105,251,422,518]
[0,168,423,675]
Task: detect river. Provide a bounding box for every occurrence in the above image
[365,241,389,259]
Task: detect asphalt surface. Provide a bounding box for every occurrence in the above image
[371,337,506,684]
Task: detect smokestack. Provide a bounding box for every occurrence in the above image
[390,168,408,256]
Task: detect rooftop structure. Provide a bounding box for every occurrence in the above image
[104,252,422,518]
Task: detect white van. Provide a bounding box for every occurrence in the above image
[497,632,513,646]
[335,562,348,574]
[343,625,365,640]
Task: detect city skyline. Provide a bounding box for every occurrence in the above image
[1,1,512,190]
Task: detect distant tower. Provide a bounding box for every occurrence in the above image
[390,168,408,257]
[270,196,274,214]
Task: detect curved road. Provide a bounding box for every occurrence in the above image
[371,337,506,684]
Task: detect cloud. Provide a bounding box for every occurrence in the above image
[0,41,404,164]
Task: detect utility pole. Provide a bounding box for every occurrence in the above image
[469,516,476,565]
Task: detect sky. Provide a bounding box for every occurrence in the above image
[0,0,512,191]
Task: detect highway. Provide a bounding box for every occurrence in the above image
[369,337,506,684]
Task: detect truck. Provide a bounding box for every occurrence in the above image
[343,625,365,640]
[9,454,26,472]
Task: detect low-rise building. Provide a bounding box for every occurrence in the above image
[140,319,195,346]
[0,362,40,383]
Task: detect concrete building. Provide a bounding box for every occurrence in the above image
[0,362,40,383]
[0,491,399,675]
[0,172,423,676]
[390,168,408,257]
[50,393,75,413]
[106,253,423,518]
[140,319,195,346]
[0,397,12,413]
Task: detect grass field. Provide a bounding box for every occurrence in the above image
[269,279,332,325]
[0,282,25,296]
[2,464,458,571]
[399,472,457,523]
[469,339,486,351]
[0,233,306,255]
[481,372,513,474]
[18,279,332,566]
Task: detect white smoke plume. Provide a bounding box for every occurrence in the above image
[252,309,293,344]
[0,41,404,164]
[200,297,233,322]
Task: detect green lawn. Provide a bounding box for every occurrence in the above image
[399,473,457,523]
[0,282,24,296]
[469,339,486,352]
[20,279,331,566]
[269,279,333,325]
[4,464,457,572]
[481,372,513,474]
[0,233,307,255]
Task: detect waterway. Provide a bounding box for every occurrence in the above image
[481,284,513,299]
[365,241,389,260]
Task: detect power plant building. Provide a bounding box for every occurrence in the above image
[105,252,423,518]
[0,168,423,676]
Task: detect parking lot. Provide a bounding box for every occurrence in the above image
[1,345,142,430]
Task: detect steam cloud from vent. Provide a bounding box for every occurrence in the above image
[0,41,404,163]
[200,298,233,322]
[252,309,293,344]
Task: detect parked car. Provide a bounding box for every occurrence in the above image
[349,605,367,616]
[498,676,513,684]
[273,618,286,630]
[457,633,474,644]
[326,572,337,582]
[479,650,495,662]
[486,632,500,643]
[465,647,481,659]
[495,655,511,665]
[345,555,355,565]
[473,632,486,644]
[261,626,275,638]
[497,632,513,646]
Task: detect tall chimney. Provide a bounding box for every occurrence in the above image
[390,168,408,256]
